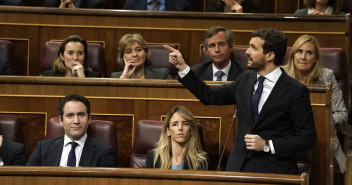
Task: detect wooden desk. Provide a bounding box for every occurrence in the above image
[0,76,331,185]
[0,166,309,185]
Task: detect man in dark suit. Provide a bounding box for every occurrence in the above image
[192,26,246,81]
[27,94,115,167]
[0,131,26,166]
[124,0,192,11]
[164,28,316,174]
[44,0,104,9]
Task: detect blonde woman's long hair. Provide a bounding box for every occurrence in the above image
[286,35,322,85]
[153,106,208,170]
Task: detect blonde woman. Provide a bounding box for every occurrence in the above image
[146,106,208,170]
[286,35,347,173]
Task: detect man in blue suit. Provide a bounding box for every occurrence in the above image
[124,0,192,11]
[165,28,316,174]
[27,94,115,167]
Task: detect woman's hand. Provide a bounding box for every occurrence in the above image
[71,62,85,77]
[120,60,137,79]
[59,0,77,8]
[309,9,324,15]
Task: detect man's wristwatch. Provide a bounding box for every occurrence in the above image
[263,140,270,152]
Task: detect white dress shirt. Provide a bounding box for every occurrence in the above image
[59,133,87,167]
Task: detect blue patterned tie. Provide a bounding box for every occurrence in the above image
[67,142,78,167]
[251,76,265,123]
[75,0,82,8]
[215,71,225,81]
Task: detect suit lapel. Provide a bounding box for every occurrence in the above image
[204,63,213,81]
[79,137,96,167]
[254,71,290,128]
[48,138,64,166]
[246,72,258,128]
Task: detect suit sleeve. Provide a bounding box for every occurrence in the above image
[11,144,26,166]
[272,86,316,158]
[98,146,116,167]
[179,69,238,106]
[27,141,43,166]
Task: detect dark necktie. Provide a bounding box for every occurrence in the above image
[67,142,78,167]
[215,71,225,81]
[251,76,265,123]
[150,0,158,11]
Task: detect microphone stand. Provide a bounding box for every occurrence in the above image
[217,110,238,171]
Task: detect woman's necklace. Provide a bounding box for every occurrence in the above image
[132,73,145,79]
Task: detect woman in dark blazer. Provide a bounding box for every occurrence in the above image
[146,106,208,170]
[111,33,171,79]
[0,125,26,166]
[43,35,101,78]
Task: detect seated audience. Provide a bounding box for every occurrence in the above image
[146,106,208,170]
[43,35,101,77]
[112,33,171,79]
[0,125,26,166]
[27,94,116,167]
[192,26,246,81]
[0,0,22,6]
[294,0,344,15]
[44,0,104,9]
[206,0,256,13]
[285,35,347,173]
[123,0,192,11]
[0,58,12,75]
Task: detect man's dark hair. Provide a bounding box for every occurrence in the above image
[203,26,234,50]
[58,94,90,121]
[251,28,287,66]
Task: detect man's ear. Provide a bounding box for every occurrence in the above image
[59,116,63,127]
[266,52,275,62]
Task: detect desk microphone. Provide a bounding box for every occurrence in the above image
[217,110,238,171]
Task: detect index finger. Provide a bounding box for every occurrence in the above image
[163,45,179,53]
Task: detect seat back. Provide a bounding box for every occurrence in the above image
[39,41,106,77]
[45,117,118,163]
[130,119,204,168]
[0,40,13,70]
[113,45,179,79]
[0,115,23,143]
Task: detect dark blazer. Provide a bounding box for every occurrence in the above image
[0,139,26,166]
[0,58,12,75]
[27,136,115,167]
[111,66,171,79]
[145,150,209,170]
[191,60,246,81]
[179,68,316,174]
[123,0,192,11]
[44,0,104,8]
[43,70,101,77]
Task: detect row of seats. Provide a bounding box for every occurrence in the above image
[0,115,311,172]
[0,40,348,92]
